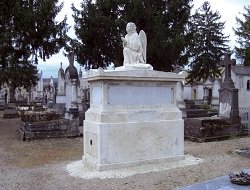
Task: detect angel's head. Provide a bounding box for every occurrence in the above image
[126,22,136,34]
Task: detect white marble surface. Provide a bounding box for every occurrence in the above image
[121,22,146,65]
[83,69,185,171]
[115,64,153,71]
[107,85,172,105]
[68,155,203,179]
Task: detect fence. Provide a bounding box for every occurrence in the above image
[239,107,250,131]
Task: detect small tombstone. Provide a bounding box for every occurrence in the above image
[47,100,55,109]
[3,103,19,119]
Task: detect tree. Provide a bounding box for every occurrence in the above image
[72,0,122,69]
[0,0,68,101]
[187,1,229,82]
[234,5,250,66]
[243,48,250,66]
[72,0,192,71]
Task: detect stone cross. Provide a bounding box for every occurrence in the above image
[68,52,74,65]
[220,53,233,81]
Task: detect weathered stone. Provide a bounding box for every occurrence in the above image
[3,105,19,119]
[20,111,60,122]
[17,109,79,140]
[234,148,250,158]
[184,117,242,142]
[219,54,240,120]
[186,109,209,118]
[53,103,66,115]
[68,108,80,137]
[179,174,250,190]
[18,119,69,140]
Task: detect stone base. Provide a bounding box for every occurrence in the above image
[115,63,153,71]
[83,109,184,171]
[68,108,80,137]
[184,117,242,142]
[83,154,184,172]
[83,68,185,171]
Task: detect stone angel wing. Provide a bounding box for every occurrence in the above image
[139,30,147,63]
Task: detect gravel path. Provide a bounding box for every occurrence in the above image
[0,118,249,190]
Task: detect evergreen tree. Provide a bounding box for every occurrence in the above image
[187,1,229,82]
[72,0,122,69]
[243,48,250,66]
[0,0,68,101]
[234,5,250,66]
[72,0,192,71]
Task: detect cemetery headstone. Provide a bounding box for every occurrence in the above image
[219,53,241,125]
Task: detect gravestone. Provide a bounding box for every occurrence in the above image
[219,53,241,127]
[64,52,80,137]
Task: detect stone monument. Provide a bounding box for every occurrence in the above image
[64,52,80,137]
[219,53,240,122]
[83,22,185,171]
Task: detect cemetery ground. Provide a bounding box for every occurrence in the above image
[0,114,249,190]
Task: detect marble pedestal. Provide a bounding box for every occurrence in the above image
[83,68,185,171]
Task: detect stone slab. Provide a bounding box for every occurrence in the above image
[83,119,184,171]
[178,174,250,190]
[184,117,242,142]
[68,155,203,179]
[18,119,70,140]
[3,108,19,119]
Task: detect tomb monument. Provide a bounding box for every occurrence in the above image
[218,53,241,128]
[219,53,240,119]
[83,22,185,171]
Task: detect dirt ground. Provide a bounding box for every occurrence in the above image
[0,116,249,190]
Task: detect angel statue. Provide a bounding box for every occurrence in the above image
[121,22,147,65]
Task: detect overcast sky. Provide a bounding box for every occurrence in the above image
[37,0,250,78]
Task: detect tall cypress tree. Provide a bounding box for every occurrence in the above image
[187,1,229,82]
[72,0,192,71]
[72,0,122,69]
[234,5,250,66]
[0,0,68,101]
